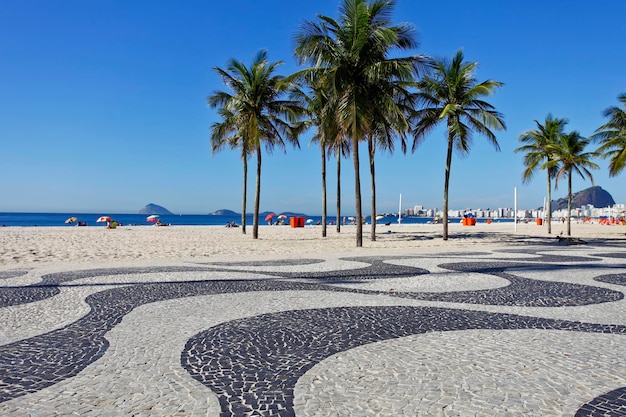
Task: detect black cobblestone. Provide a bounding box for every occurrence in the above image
[181,306,626,417]
[575,387,626,416]
[0,269,29,280]
[595,273,626,286]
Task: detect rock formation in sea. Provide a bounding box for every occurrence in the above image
[138,203,173,215]
[209,209,239,216]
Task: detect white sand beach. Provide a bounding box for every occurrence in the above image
[2,221,625,267]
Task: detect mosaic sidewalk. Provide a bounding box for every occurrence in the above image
[1,245,626,416]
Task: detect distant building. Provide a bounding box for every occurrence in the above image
[402,202,623,220]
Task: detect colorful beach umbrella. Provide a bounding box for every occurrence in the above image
[147,215,159,223]
[277,214,287,219]
[65,217,78,224]
[264,213,275,221]
[96,216,111,223]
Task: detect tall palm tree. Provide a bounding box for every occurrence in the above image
[295,0,426,247]
[593,93,626,176]
[292,84,340,238]
[412,50,505,240]
[546,131,599,236]
[209,108,252,234]
[208,50,304,239]
[514,114,568,234]
[367,85,413,240]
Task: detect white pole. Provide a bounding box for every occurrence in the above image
[514,187,518,232]
[398,193,402,225]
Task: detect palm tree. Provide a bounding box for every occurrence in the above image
[292,84,340,238]
[208,50,304,239]
[593,93,626,176]
[412,50,505,240]
[546,131,599,236]
[367,85,413,240]
[514,114,568,234]
[295,0,426,247]
[209,108,252,234]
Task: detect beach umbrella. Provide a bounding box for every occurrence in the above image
[264,213,275,221]
[375,215,385,220]
[306,219,313,224]
[65,217,78,224]
[277,214,287,219]
[147,215,159,223]
[96,216,111,223]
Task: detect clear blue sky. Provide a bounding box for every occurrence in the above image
[2,0,625,215]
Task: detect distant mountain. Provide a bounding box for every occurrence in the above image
[138,203,173,215]
[552,186,615,210]
[209,209,239,216]
[278,211,307,217]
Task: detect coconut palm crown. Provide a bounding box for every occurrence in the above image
[593,93,626,176]
[294,0,427,247]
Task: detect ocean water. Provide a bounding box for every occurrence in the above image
[0,212,513,227]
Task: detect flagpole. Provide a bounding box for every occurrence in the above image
[514,187,518,232]
[398,193,402,225]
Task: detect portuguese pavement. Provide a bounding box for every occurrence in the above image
[1,243,626,416]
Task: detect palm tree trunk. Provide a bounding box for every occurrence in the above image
[336,151,341,233]
[442,132,454,240]
[352,137,363,247]
[321,145,327,238]
[252,146,262,239]
[241,158,247,234]
[546,172,552,234]
[567,169,572,236]
[368,136,376,241]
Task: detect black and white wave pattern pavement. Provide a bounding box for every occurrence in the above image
[1,246,626,416]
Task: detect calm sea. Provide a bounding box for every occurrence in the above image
[0,212,512,227]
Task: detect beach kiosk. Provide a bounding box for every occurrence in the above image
[290,216,305,228]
